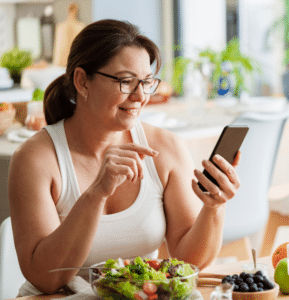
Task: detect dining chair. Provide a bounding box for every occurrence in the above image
[0,216,26,299]
[259,185,289,256]
[216,109,289,261]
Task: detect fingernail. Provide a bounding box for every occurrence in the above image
[194,169,201,175]
[192,179,197,186]
[152,150,158,156]
[214,154,220,161]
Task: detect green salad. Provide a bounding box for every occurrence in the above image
[91,257,197,300]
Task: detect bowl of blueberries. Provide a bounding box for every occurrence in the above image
[222,271,279,300]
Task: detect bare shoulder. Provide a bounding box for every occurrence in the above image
[141,121,191,163]
[141,122,194,188]
[9,128,61,204]
[11,128,56,168]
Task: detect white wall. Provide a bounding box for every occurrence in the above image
[0,4,15,56]
[238,0,284,95]
[182,0,227,58]
[93,0,162,51]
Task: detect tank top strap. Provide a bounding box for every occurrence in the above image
[130,119,163,194]
[43,119,80,210]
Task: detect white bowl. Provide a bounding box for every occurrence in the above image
[22,65,66,90]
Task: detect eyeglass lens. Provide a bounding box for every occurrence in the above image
[120,78,159,94]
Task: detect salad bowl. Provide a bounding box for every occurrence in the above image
[89,257,199,300]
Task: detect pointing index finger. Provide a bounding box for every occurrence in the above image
[120,143,158,158]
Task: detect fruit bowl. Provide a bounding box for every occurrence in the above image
[232,283,279,300]
[89,257,199,300]
[0,104,16,135]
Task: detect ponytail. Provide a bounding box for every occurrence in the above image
[43,74,76,125]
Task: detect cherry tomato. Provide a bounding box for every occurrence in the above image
[146,260,160,271]
[124,259,130,266]
[148,294,158,300]
[143,282,158,295]
[134,293,144,300]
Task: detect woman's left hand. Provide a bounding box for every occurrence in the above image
[191,150,241,208]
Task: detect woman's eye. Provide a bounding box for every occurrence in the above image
[122,79,134,85]
[143,80,153,86]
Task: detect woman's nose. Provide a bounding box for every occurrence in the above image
[129,82,146,102]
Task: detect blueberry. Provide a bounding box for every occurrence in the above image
[232,274,239,279]
[233,285,239,292]
[257,282,264,289]
[228,280,235,285]
[235,278,243,285]
[249,283,258,292]
[240,272,246,279]
[258,288,264,292]
[263,278,273,289]
[253,275,263,283]
[222,278,229,284]
[245,277,254,284]
[255,270,263,276]
[265,281,274,290]
[250,286,259,292]
[239,284,249,292]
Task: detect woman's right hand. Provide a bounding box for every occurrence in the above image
[92,143,158,198]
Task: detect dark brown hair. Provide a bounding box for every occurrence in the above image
[44,19,161,125]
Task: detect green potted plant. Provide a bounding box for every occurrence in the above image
[163,38,260,99]
[0,47,33,85]
[161,56,192,97]
[197,38,260,99]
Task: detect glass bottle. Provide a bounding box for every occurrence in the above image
[210,283,234,300]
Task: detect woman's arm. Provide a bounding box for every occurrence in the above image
[9,133,157,294]
[151,128,240,270]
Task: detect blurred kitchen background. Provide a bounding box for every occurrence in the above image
[1,0,289,261]
[0,0,285,96]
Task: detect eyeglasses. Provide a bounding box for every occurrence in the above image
[95,71,161,94]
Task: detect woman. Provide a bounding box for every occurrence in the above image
[8,19,241,294]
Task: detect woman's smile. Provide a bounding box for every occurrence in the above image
[119,106,140,116]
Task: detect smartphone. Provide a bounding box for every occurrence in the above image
[197,125,249,192]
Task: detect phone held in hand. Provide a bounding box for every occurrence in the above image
[197,125,249,192]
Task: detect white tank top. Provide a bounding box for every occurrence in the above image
[44,118,166,281]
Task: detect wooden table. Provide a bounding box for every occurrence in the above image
[8,256,289,300]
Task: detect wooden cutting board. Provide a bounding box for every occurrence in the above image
[53,3,85,67]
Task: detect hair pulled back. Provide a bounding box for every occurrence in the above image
[44,19,162,125]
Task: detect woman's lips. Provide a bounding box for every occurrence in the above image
[119,107,139,116]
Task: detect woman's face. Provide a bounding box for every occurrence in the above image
[85,46,153,131]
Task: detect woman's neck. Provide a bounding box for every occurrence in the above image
[64,113,130,159]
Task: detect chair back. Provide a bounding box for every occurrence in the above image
[223,109,289,243]
[0,217,26,299]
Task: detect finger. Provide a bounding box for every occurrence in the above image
[117,149,144,179]
[232,150,241,167]
[193,169,221,196]
[211,155,239,185]
[114,156,139,182]
[119,143,158,158]
[192,179,226,207]
[109,161,134,181]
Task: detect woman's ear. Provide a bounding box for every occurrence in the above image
[73,67,88,99]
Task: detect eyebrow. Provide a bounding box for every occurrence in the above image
[114,71,154,78]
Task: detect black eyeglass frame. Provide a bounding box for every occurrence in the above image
[95,71,161,94]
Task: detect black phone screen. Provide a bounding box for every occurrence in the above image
[197,125,249,192]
